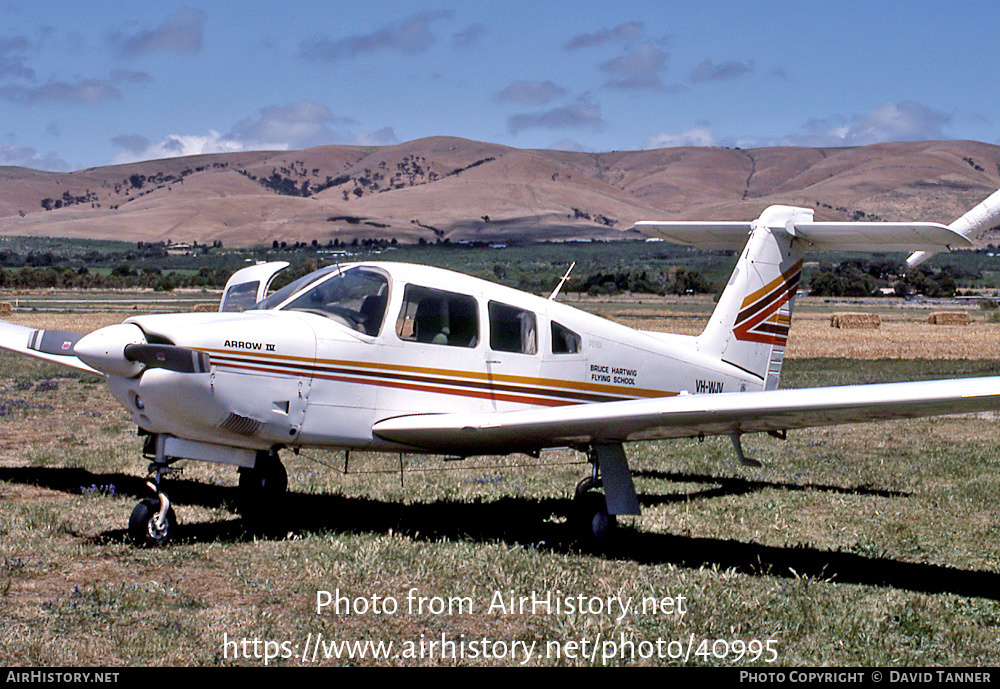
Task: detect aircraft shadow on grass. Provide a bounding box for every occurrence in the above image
[2,464,997,601]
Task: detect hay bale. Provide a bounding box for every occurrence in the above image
[191,303,217,312]
[0,302,12,315]
[830,312,881,329]
[928,311,971,325]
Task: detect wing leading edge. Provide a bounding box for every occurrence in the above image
[372,377,1000,455]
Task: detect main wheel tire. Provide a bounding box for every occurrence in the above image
[238,459,288,499]
[238,456,288,527]
[128,498,176,546]
[574,490,617,541]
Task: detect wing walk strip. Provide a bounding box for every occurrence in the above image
[199,348,677,407]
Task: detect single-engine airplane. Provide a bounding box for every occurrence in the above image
[3,187,1000,546]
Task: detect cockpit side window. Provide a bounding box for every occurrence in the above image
[551,321,581,354]
[396,285,478,347]
[488,301,537,355]
[280,267,389,335]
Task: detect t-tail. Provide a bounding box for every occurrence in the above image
[635,188,999,390]
[695,206,808,390]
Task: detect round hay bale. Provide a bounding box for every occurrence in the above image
[191,303,217,312]
[0,302,13,315]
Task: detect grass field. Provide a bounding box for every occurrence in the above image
[1,296,999,666]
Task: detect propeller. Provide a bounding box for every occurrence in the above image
[28,329,86,357]
[124,343,211,374]
[71,323,211,378]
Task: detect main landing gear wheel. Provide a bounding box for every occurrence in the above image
[238,450,288,525]
[128,497,177,547]
[572,477,617,542]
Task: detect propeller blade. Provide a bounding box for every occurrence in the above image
[123,344,211,374]
[28,329,85,357]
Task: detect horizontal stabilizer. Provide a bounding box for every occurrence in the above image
[635,219,971,253]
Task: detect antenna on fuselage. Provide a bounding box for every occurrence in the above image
[548,261,576,300]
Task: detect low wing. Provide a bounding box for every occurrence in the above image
[0,321,98,374]
[372,377,1000,455]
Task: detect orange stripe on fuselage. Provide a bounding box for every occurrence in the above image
[200,347,675,401]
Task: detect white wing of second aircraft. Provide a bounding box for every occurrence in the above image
[372,377,1000,455]
[0,320,98,374]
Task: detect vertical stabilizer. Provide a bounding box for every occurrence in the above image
[696,206,807,391]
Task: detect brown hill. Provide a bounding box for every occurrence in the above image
[1,136,998,246]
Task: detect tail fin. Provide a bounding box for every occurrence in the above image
[696,206,807,390]
[635,196,981,391]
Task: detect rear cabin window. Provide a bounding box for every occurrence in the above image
[396,285,479,347]
[488,301,537,355]
[551,321,581,354]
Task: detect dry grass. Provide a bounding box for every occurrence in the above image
[600,300,1000,360]
[2,299,1000,667]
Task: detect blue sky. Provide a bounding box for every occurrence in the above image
[3,0,999,171]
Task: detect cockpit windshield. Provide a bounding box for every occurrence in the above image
[252,266,389,336]
[250,266,339,312]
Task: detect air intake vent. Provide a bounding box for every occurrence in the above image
[220,412,262,437]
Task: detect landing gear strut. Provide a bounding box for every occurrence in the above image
[571,443,640,542]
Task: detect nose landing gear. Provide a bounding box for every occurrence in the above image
[128,462,178,547]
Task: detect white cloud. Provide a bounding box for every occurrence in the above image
[547,138,588,152]
[600,44,668,90]
[643,126,716,149]
[780,101,952,147]
[229,101,350,150]
[689,59,753,83]
[507,99,604,134]
[565,22,643,50]
[0,143,70,171]
[496,80,567,105]
[109,102,398,164]
[112,7,204,57]
[0,79,121,104]
[109,130,243,164]
[300,11,453,61]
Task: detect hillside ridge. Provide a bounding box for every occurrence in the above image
[2,137,998,247]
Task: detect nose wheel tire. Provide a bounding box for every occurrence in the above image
[128,497,177,546]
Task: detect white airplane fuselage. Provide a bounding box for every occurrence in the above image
[107,262,761,457]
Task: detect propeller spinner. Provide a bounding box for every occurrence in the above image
[71,324,210,377]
